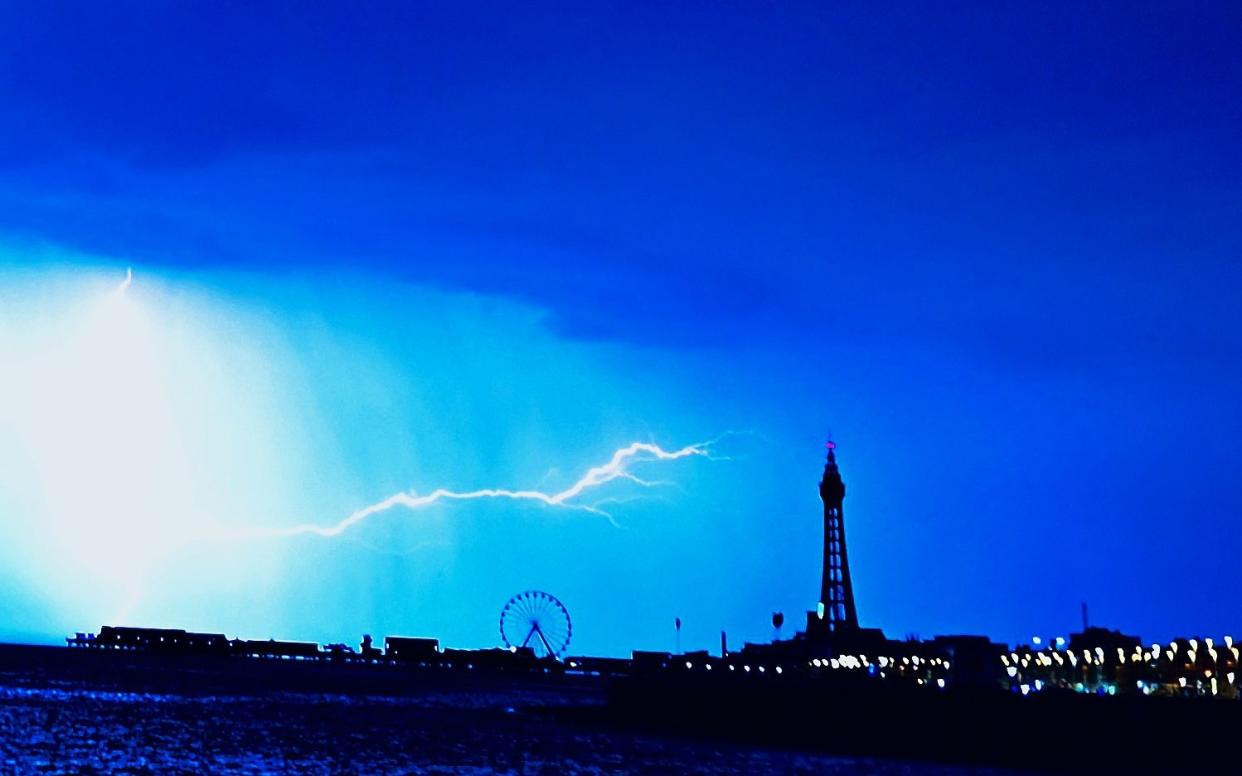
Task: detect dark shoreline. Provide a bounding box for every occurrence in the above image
[4,642,1234,772]
[0,642,603,703]
[597,671,1239,773]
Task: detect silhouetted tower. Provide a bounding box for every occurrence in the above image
[819,441,858,631]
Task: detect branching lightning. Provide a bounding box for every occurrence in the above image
[254,440,721,539]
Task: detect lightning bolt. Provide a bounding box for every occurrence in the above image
[252,440,717,540]
[115,267,133,295]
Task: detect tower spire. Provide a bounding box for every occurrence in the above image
[819,438,858,631]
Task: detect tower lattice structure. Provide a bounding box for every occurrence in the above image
[818,442,858,631]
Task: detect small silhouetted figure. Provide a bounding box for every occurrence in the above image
[675,617,682,654]
[772,611,785,642]
[360,634,381,660]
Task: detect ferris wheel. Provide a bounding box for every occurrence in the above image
[499,590,572,659]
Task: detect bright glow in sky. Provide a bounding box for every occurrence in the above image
[0,255,750,653]
[0,261,301,632]
[7,269,190,617]
[0,3,1239,653]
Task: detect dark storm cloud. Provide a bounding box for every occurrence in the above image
[1,0,1239,368]
[3,0,1242,648]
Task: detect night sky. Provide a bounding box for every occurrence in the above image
[1,2,1239,655]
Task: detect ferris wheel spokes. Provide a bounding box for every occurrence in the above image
[500,590,572,659]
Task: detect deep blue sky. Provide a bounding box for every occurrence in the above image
[0,2,1239,654]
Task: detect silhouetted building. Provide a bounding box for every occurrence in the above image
[631,650,673,673]
[232,639,321,659]
[385,636,439,662]
[81,626,230,655]
[929,635,1007,689]
[566,655,632,675]
[359,634,381,659]
[1068,626,1141,654]
[441,646,537,670]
